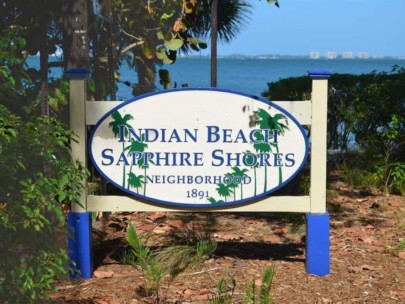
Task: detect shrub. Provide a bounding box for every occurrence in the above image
[0,104,88,302]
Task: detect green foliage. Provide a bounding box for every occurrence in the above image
[125,223,216,302]
[393,239,405,254]
[262,68,405,194]
[258,267,275,304]
[0,105,88,302]
[209,273,236,304]
[337,161,369,190]
[210,266,275,304]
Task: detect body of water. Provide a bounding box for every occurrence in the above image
[118,57,404,99]
[28,56,404,99]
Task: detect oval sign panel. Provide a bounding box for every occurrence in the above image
[89,89,309,208]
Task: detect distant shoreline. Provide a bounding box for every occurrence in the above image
[179,54,405,60]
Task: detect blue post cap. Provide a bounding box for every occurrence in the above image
[308,69,332,79]
[65,68,91,79]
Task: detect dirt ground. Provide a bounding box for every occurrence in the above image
[51,181,405,304]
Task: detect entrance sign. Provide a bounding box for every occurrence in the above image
[67,68,331,280]
[89,89,309,208]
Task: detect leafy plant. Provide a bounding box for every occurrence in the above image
[209,273,236,304]
[125,223,216,302]
[210,266,275,304]
[0,105,88,302]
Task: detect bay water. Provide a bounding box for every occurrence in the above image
[117,57,404,99]
[29,56,404,99]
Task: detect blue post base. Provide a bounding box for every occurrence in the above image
[68,212,93,279]
[306,212,330,276]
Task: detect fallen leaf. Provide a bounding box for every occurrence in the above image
[388,201,401,207]
[365,245,382,252]
[262,235,281,243]
[93,300,109,304]
[398,252,405,259]
[199,288,210,295]
[93,270,114,279]
[214,232,243,241]
[348,266,360,273]
[192,294,211,301]
[146,212,166,222]
[183,288,194,299]
[166,220,183,229]
[273,227,288,234]
[390,290,405,299]
[153,224,172,234]
[358,235,374,244]
[360,264,374,270]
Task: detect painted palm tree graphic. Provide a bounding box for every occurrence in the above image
[244,150,259,196]
[216,183,233,202]
[124,134,148,193]
[108,110,134,188]
[127,173,145,194]
[228,166,249,200]
[254,108,289,188]
[209,108,289,205]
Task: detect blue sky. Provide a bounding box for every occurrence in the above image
[213,0,405,57]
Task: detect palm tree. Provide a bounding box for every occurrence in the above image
[244,150,259,196]
[208,197,225,204]
[136,158,153,196]
[252,132,272,192]
[127,173,145,194]
[108,110,134,188]
[225,172,238,201]
[124,134,148,190]
[230,166,248,199]
[189,0,252,87]
[114,0,253,95]
[216,183,233,202]
[254,108,289,185]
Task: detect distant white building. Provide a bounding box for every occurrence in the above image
[326,52,337,59]
[342,52,354,59]
[310,51,320,59]
[358,52,368,59]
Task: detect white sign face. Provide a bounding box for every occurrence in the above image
[89,89,309,208]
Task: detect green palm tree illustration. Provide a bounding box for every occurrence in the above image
[225,172,238,201]
[137,158,154,196]
[216,183,233,202]
[124,134,148,190]
[254,108,289,186]
[127,173,145,194]
[108,110,134,188]
[208,197,225,204]
[244,150,259,196]
[230,166,249,199]
[252,132,272,192]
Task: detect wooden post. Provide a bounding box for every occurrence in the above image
[65,0,92,279]
[306,69,331,276]
[309,69,330,214]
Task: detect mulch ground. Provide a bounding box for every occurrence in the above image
[51,181,405,303]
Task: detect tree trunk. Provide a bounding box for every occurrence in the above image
[39,0,49,116]
[61,0,89,70]
[133,48,156,96]
[210,0,218,87]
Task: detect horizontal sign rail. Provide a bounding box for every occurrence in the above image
[86,100,312,126]
[87,195,311,212]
